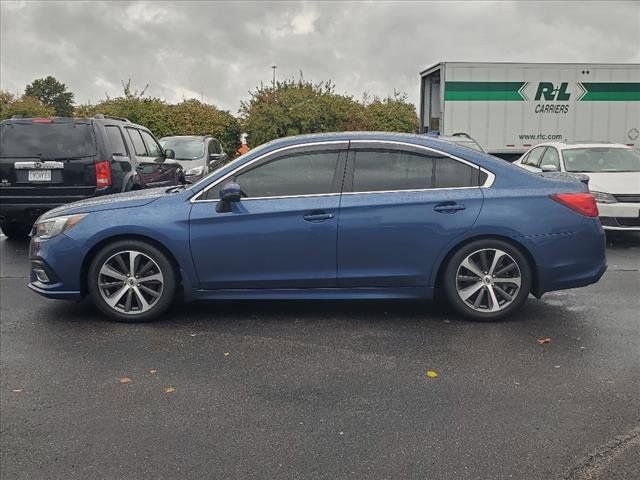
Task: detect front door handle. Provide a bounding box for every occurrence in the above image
[303,211,335,222]
[434,202,466,213]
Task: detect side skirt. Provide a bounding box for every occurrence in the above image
[191,286,434,301]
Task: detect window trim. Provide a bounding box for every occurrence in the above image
[190,140,494,203]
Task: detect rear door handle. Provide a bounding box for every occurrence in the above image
[434,202,466,213]
[303,211,335,222]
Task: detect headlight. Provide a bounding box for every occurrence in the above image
[185,166,204,176]
[590,191,617,204]
[35,214,86,239]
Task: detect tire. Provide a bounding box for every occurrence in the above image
[443,239,532,321]
[1,222,32,240]
[87,240,176,322]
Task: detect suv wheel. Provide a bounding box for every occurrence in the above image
[443,239,532,321]
[1,222,32,240]
[88,240,176,322]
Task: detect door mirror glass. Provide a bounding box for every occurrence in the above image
[164,148,175,159]
[541,164,559,172]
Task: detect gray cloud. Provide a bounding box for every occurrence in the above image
[1,0,639,113]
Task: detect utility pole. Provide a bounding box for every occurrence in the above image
[271,65,277,88]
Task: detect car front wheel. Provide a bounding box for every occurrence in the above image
[443,239,532,321]
[88,240,176,322]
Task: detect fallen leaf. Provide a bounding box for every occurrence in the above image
[164,387,176,393]
[426,370,439,379]
[118,377,132,384]
[223,352,230,356]
[149,369,157,374]
[537,338,551,345]
[12,389,23,393]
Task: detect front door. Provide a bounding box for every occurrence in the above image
[337,143,485,287]
[189,145,347,289]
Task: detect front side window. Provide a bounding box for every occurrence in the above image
[209,140,222,155]
[540,147,560,169]
[126,128,147,156]
[205,150,340,199]
[524,147,546,167]
[140,130,163,157]
[352,149,435,192]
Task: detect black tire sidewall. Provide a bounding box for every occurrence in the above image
[1,222,32,239]
[443,239,532,321]
[88,240,176,322]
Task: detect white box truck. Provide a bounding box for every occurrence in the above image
[420,62,640,160]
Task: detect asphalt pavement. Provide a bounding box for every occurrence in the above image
[1,232,639,480]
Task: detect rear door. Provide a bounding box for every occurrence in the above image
[337,141,486,288]
[0,118,98,201]
[189,143,347,289]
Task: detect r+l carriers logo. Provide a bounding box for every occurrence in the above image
[534,82,570,114]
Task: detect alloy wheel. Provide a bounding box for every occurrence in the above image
[97,250,164,315]
[455,248,522,312]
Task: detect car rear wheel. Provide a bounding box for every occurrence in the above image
[88,240,176,322]
[443,239,532,321]
[1,222,32,240]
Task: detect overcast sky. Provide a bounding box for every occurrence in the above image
[1,0,639,113]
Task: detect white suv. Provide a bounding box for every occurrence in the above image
[514,142,640,231]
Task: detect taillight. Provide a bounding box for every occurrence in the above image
[32,118,53,123]
[95,161,112,187]
[550,193,599,217]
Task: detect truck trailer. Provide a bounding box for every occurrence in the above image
[420,62,640,160]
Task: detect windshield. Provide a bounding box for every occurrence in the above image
[0,123,96,158]
[563,147,640,173]
[159,137,205,161]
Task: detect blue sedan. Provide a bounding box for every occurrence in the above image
[28,132,606,322]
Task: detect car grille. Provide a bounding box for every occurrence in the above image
[613,194,640,203]
[600,217,640,228]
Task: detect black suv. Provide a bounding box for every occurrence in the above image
[0,115,183,238]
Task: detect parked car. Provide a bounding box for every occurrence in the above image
[425,131,486,152]
[0,115,182,239]
[28,132,606,323]
[159,135,227,183]
[513,142,640,231]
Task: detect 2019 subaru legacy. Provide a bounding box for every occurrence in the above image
[28,132,606,322]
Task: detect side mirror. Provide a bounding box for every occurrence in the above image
[541,164,559,172]
[164,148,175,159]
[216,181,241,213]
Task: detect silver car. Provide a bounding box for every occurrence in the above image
[158,135,228,183]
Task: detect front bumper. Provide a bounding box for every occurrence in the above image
[598,202,640,230]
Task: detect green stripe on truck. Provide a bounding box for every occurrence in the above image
[444,81,527,101]
[579,83,640,101]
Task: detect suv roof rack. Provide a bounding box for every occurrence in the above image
[93,114,130,123]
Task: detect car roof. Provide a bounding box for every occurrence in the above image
[532,141,632,150]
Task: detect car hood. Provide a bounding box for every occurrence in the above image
[581,172,640,194]
[40,187,171,220]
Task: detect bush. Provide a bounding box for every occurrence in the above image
[0,92,55,120]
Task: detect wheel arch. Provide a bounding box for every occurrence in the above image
[433,234,540,297]
[80,234,183,297]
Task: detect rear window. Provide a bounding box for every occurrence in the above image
[0,122,96,158]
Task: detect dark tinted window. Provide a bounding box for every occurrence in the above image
[0,123,96,158]
[352,149,434,192]
[140,130,162,157]
[434,157,478,188]
[206,151,340,199]
[126,128,147,156]
[105,126,127,155]
[209,139,222,154]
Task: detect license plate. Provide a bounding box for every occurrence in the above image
[28,170,52,182]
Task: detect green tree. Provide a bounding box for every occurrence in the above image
[0,93,54,120]
[364,92,419,133]
[24,76,75,116]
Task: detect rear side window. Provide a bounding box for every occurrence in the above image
[105,126,127,156]
[140,130,162,157]
[126,129,147,156]
[0,123,96,158]
[352,149,435,192]
[205,151,340,199]
[434,157,478,188]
